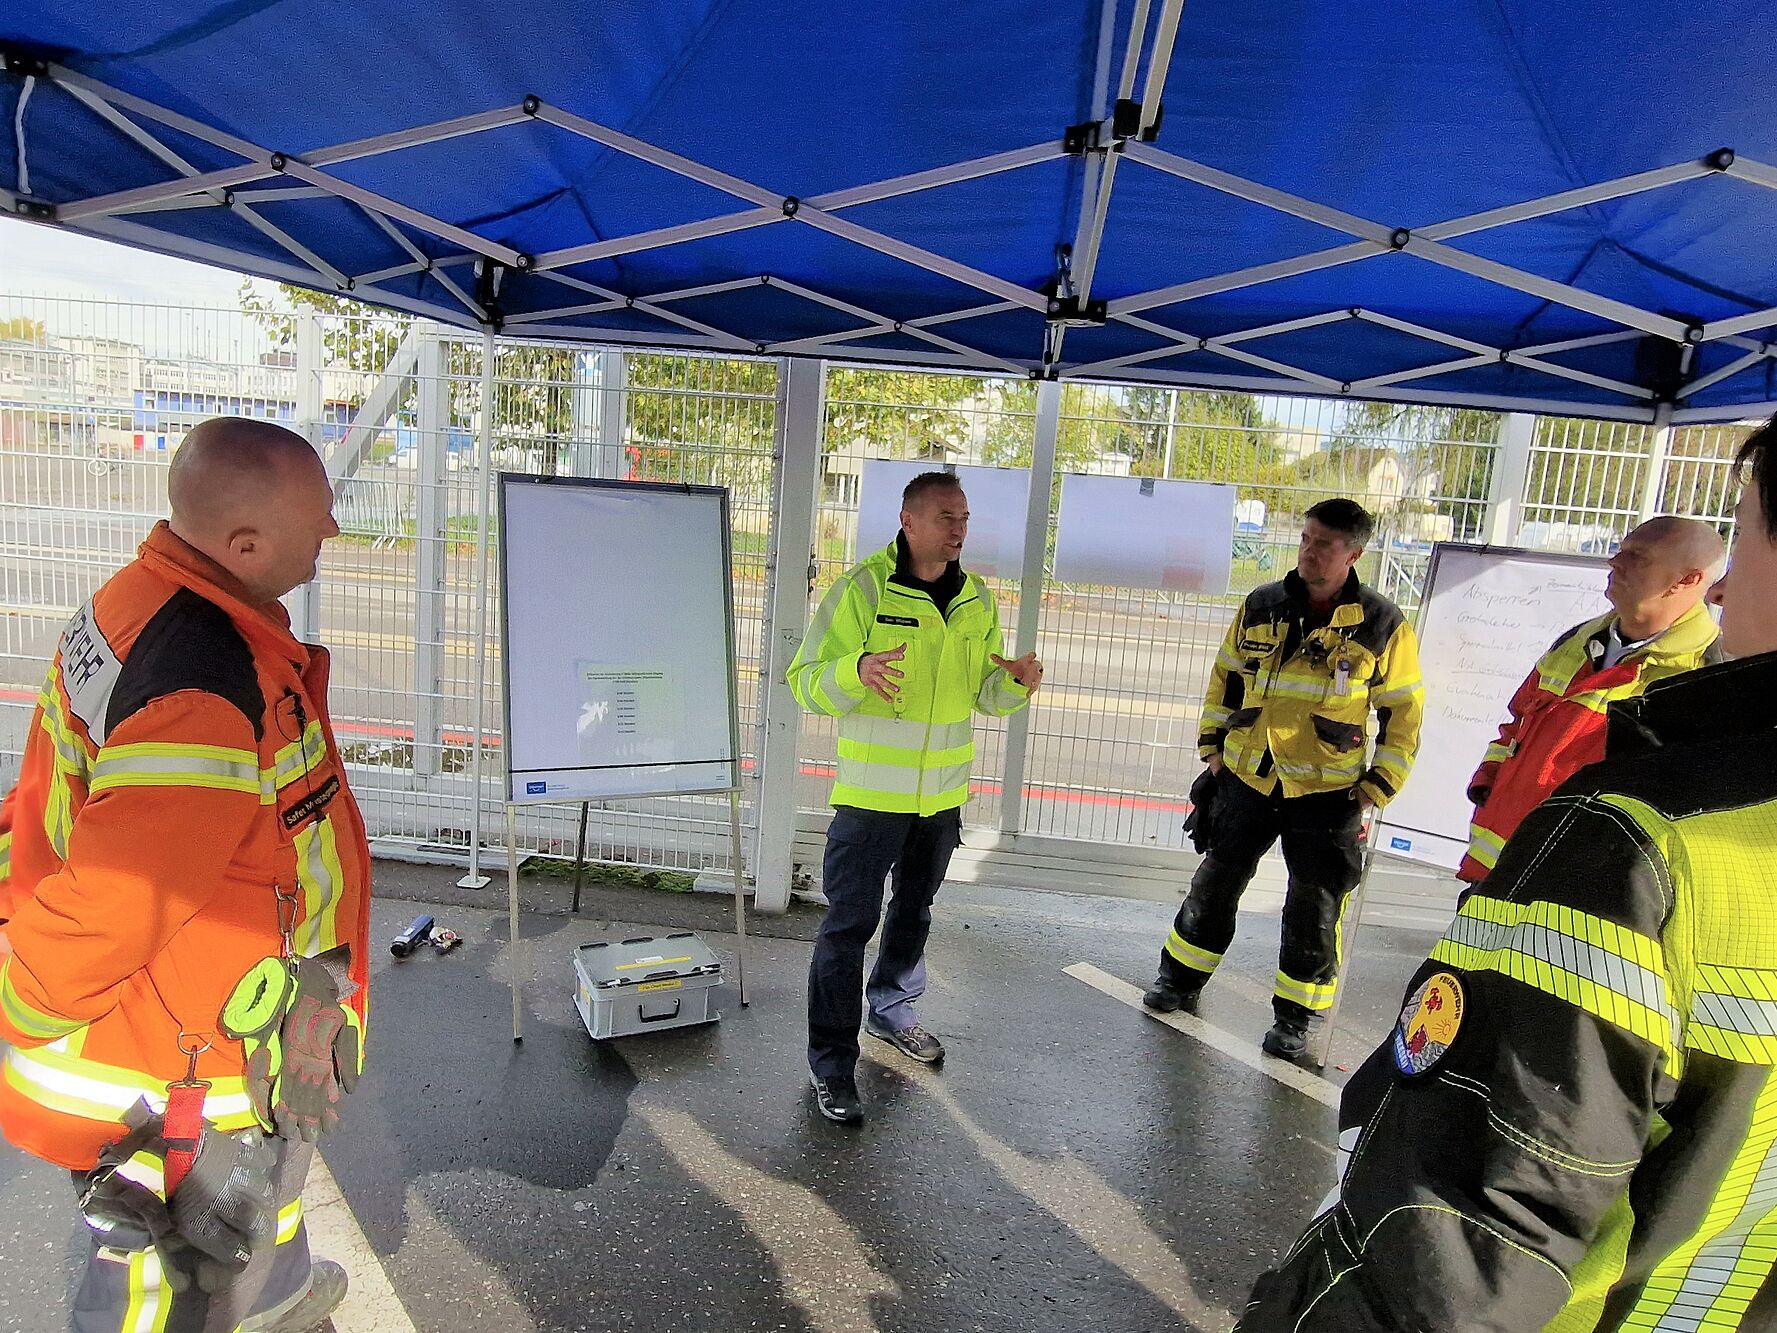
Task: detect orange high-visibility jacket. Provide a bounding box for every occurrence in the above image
[1458,604,1719,882]
[0,523,371,1170]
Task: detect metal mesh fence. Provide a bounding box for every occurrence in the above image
[1,290,1764,874]
[803,383,1504,846]
[0,294,778,875]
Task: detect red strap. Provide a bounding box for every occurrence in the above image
[162,1080,207,1195]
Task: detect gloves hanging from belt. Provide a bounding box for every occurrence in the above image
[221,952,361,1143]
[77,1099,277,1291]
[1183,767,1221,854]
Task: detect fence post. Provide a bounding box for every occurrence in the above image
[751,358,824,914]
[1483,412,1536,546]
[290,312,323,640]
[999,378,1061,835]
[596,351,627,479]
[412,327,448,777]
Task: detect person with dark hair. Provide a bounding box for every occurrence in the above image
[1143,497,1423,1060]
[788,470,1041,1123]
[1237,415,1777,1331]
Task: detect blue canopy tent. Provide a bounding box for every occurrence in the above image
[4,1,1776,422]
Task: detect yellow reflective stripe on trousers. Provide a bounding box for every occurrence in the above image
[1688,963,1777,1064]
[118,1246,173,1333]
[1621,1071,1777,1330]
[89,742,262,797]
[0,957,85,1041]
[1164,932,1223,975]
[2,1044,258,1130]
[0,828,12,881]
[276,1198,305,1245]
[1275,970,1338,1011]
[292,817,346,957]
[1431,895,1682,1067]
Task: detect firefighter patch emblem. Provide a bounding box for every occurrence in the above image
[1392,970,1465,1078]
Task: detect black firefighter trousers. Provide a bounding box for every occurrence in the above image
[1158,771,1364,1025]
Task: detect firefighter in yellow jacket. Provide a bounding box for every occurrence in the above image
[788,471,1039,1124]
[1144,499,1423,1060]
[1237,425,1777,1332]
[0,418,370,1333]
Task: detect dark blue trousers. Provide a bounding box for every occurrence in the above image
[807,805,962,1078]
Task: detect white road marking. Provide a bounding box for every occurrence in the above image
[1063,962,1340,1109]
[306,1152,420,1333]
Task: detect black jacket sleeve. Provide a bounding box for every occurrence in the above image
[1238,792,1681,1332]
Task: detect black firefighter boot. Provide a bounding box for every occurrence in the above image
[1262,1013,1312,1061]
[1142,972,1204,1014]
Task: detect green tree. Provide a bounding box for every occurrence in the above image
[823,367,986,461]
[0,317,46,343]
[1324,400,1501,539]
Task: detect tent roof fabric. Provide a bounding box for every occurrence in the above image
[4,2,1775,422]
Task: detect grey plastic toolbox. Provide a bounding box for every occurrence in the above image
[573,931,723,1039]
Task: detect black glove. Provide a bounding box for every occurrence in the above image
[77,1104,176,1256]
[167,1124,278,1290]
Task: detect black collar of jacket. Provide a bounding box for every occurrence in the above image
[1282,567,1362,612]
[1607,649,1777,757]
[891,531,966,601]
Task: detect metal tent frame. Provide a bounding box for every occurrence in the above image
[5,3,1776,424]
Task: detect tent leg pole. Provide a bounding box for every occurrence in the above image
[729,787,750,1008]
[572,801,589,913]
[508,803,523,1043]
[1312,837,1378,1072]
[459,328,497,889]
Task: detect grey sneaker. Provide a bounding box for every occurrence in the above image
[240,1259,348,1332]
[864,1018,945,1064]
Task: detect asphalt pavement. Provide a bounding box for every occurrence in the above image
[0,864,1441,1332]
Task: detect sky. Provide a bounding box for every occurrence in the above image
[1,219,259,307]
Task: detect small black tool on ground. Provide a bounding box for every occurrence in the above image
[390,914,436,958]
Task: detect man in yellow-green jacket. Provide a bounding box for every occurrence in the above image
[789,471,1040,1124]
[1144,498,1424,1060]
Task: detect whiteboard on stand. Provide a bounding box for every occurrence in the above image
[498,475,740,805]
[1052,476,1236,592]
[1372,543,1608,870]
[855,461,1029,579]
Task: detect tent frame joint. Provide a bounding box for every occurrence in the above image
[2,48,47,79]
[1111,96,1160,143]
[1062,120,1103,156]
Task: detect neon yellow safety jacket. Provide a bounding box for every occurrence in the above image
[1200,570,1424,806]
[789,537,1030,816]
